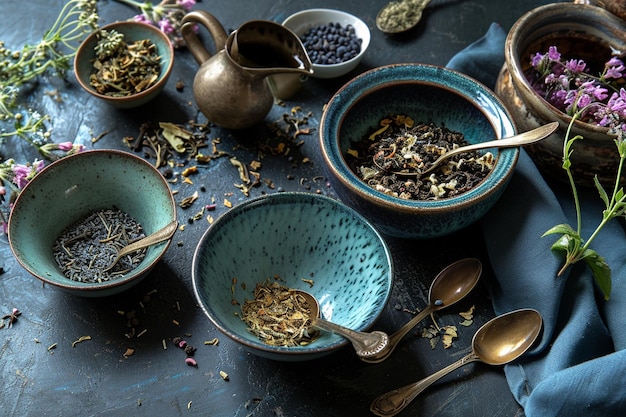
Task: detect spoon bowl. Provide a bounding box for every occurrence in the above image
[294,258,481,362]
[370,308,543,416]
[103,220,178,272]
[376,0,432,34]
[360,257,481,363]
[374,122,558,177]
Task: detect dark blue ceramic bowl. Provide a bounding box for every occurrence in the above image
[320,63,518,239]
[192,192,393,361]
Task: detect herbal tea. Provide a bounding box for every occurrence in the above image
[90,29,161,96]
[52,209,147,283]
[241,280,319,347]
[346,115,494,200]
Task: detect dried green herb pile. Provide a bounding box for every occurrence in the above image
[90,29,161,96]
[241,280,319,347]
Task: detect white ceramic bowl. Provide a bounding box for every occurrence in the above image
[282,8,370,79]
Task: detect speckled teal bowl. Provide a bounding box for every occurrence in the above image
[320,63,518,239]
[8,150,177,297]
[192,192,393,361]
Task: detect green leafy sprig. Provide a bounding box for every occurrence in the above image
[543,113,626,300]
[0,0,99,148]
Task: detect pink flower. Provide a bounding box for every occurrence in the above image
[57,141,74,151]
[12,164,31,188]
[11,160,44,189]
[177,0,196,11]
[159,18,175,34]
[133,14,150,24]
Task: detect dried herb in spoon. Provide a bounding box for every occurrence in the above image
[90,29,161,96]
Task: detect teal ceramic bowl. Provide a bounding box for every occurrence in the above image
[192,192,393,361]
[320,63,518,239]
[8,150,177,297]
[74,21,174,108]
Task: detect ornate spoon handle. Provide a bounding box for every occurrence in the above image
[370,352,481,416]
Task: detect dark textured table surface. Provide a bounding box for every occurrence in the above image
[0,0,553,416]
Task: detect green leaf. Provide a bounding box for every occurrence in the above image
[582,249,611,300]
[542,223,577,238]
[594,175,610,208]
[550,234,577,254]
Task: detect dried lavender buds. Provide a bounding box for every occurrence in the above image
[52,209,147,282]
[90,29,162,96]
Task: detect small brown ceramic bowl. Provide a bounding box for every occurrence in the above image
[74,21,174,108]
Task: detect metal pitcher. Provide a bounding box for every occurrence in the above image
[181,11,313,129]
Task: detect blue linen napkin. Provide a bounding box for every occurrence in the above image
[446,23,626,416]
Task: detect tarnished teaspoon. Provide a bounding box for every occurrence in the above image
[360,257,481,363]
[103,220,178,272]
[370,308,543,417]
[296,258,482,363]
[373,121,559,177]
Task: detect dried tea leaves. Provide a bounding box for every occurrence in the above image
[90,29,161,96]
[241,280,319,347]
[52,209,147,283]
[347,115,494,200]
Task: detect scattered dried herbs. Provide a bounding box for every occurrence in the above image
[241,280,319,347]
[346,115,494,200]
[90,29,162,96]
[459,305,475,327]
[52,209,147,283]
[421,324,458,349]
[72,335,92,348]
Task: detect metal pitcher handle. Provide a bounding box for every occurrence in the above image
[181,10,229,65]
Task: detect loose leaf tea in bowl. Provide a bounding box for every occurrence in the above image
[89,29,161,97]
[241,280,320,347]
[346,114,495,200]
[52,209,147,283]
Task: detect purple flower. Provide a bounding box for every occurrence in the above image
[57,141,74,151]
[531,52,544,68]
[581,81,608,102]
[177,0,196,10]
[133,14,150,24]
[605,60,625,80]
[11,160,44,189]
[548,46,561,61]
[159,18,175,34]
[565,59,586,73]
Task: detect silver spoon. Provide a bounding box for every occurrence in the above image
[370,308,543,417]
[103,220,178,272]
[376,0,432,34]
[374,121,559,178]
[296,258,482,363]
